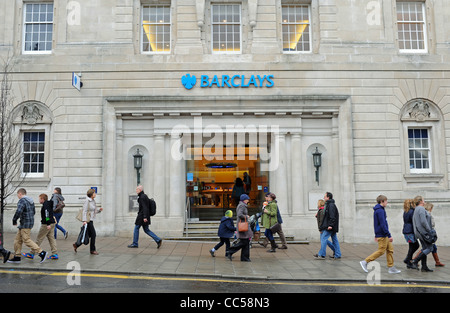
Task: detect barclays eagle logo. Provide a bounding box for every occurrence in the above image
[181,74,197,90]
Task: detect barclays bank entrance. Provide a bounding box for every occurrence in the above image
[103,73,356,240]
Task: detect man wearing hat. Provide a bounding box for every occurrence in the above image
[210,210,236,257]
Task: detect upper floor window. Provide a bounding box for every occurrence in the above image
[396,1,427,53]
[282,5,311,53]
[142,5,171,53]
[23,3,53,54]
[211,4,241,54]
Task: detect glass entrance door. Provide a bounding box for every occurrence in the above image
[186,146,269,221]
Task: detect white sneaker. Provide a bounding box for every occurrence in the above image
[388,266,401,274]
[360,260,368,273]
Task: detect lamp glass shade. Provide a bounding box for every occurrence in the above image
[133,149,143,169]
[312,147,322,168]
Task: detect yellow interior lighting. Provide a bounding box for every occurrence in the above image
[284,20,309,50]
[143,21,169,52]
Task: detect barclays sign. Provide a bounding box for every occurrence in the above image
[181,74,274,90]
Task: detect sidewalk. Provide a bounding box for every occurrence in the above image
[1,232,450,285]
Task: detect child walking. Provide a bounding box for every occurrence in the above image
[425,203,445,267]
[360,195,401,274]
[210,210,236,257]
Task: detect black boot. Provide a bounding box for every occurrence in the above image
[421,254,434,272]
[267,240,277,253]
[1,248,11,264]
[410,252,424,270]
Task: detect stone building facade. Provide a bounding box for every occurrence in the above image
[1,0,450,244]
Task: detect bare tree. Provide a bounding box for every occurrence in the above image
[0,56,26,250]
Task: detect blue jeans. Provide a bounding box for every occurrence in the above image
[132,224,161,247]
[318,230,341,258]
[53,212,67,238]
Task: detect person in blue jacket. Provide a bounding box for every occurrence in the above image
[360,195,401,274]
[210,210,236,257]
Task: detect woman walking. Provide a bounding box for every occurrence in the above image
[73,189,103,255]
[227,194,252,262]
[261,192,279,253]
[402,199,419,269]
[51,187,67,239]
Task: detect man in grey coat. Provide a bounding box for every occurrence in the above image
[411,195,434,272]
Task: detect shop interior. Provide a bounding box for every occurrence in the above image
[186,146,269,220]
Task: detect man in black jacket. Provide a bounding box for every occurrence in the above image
[128,185,162,249]
[315,192,341,260]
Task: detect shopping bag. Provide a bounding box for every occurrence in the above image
[76,224,90,246]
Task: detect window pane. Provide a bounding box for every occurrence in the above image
[211,4,241,53]
[281,5,311,52]
[23,3,53,52]
[142,5,171,53]
[396,2,426,52]
[408,128,430,172]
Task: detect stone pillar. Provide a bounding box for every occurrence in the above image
[273,133,288,217]
[153,134,167,217]
[290,133,303,215]
[170,132,184,218]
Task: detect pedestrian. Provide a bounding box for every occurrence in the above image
[424,203,445,267]
[73,188,103,255]
[209,210,236,257]
[127,185,162,249]
[402,199,419,269]
[411,196,435,272]
[260,192,279,253]
[360,195,401,274]
[227,194,252,262]
[314,192,341,260]
[315,199,334,253]
[231,178,245,207]
[8,188,48,263]
[51,187,68,239]
[23,194,58,260]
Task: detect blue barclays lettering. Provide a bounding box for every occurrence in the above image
[182,73,274,89]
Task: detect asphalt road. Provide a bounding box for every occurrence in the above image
[1,269,449,294]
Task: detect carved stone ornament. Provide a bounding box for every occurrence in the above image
[409,99,431,122]
[22,103,43,125]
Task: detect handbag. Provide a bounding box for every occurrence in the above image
[76,208,91,223]
[416,227,437,244]
[54,200,65,214]
[270,222,281,233]
[238,216,249,232]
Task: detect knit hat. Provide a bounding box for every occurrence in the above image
[240,194,250,201]
[225,210,233,218]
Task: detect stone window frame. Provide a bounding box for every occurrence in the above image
[202,0,250,55]
[21,1,55,55]
[11,101,53,185]
[400,98,446,188]
[393,0,434,54]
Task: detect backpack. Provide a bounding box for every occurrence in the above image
[148,198,157,216]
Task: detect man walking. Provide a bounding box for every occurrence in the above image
[314,192,341,260]
[360,195,401,274]
[128,185,162,249]
[8,188,48,263]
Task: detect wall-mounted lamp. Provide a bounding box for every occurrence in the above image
[133,149,143,185]
[312,147,322,186]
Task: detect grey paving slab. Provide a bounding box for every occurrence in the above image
[1,232,450,285]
